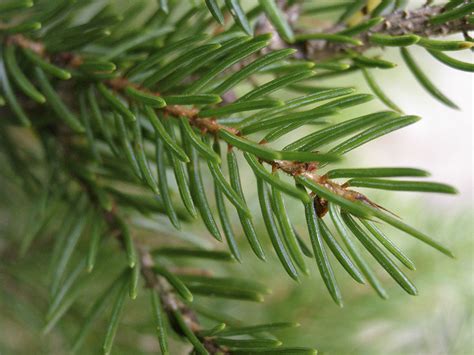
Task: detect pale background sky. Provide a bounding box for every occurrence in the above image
[353,46,473,207]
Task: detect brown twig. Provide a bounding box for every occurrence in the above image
[67,161,228,354]
[57,121,224,353]
[10,2,449,234]
[6,32,385,215]
[255,4,474,60]
[107,77,240,136]
[301,5,474,60]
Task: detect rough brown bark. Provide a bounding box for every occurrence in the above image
[303,5,474,60]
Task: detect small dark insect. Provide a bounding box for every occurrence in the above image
[313,195,329,217]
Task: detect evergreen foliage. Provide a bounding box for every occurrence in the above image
[0,0,472,354]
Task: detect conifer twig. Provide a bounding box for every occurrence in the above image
[70,161,229,355]
[5,33,388,216]
[256,4,474,60]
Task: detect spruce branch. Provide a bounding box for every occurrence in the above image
[69,151,228,355]
[1,1,470,353]
[255,3,473,60]
[300,5,474,60]
[2,28,457,261]
[4,33,383,216]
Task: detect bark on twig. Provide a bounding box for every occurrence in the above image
[302,5,474,60]
[255,4,474,60]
